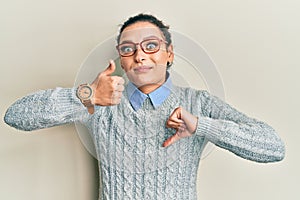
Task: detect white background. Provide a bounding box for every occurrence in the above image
[1,0,299,199]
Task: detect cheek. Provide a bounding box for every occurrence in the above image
[120,58,131,71]
[151,53,168,65]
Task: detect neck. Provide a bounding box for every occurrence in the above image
[135,72,169,94]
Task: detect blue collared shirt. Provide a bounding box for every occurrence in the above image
[126,74,173,111]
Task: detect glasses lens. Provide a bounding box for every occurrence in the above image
[118,43,135,56]
[141,39,160,53]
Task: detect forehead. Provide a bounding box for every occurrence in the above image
[119,22,164,42]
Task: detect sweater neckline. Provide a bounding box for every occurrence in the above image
[122,85,181,116]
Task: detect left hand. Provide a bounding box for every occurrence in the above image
[163,107,198,147]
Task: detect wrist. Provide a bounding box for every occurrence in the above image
[181,108,198,134]
[76,83,95,114]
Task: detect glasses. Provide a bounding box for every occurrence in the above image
[116,38,167,57]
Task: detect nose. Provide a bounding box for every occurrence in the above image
[134,46,146,63]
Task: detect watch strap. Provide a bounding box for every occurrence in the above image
[82,99,94,114]
[86,104,95,114]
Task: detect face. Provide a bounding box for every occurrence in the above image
[118,22,174,90]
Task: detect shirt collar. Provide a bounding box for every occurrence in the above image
[126,72,173,111]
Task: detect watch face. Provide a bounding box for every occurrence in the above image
[78,85,93,99]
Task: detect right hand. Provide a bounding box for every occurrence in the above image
[90,60,125,106]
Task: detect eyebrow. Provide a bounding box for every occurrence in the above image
[119,35,162,44]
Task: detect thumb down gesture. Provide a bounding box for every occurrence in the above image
[163,107,198,147]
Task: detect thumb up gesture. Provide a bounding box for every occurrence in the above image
[91,60,125,106]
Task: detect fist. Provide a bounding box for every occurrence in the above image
[163,107,198,147]
[91,60,125,106]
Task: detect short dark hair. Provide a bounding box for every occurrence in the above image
[117,13,172,48]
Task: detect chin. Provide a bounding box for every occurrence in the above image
[131,78,158,87]
[127,73,151,85]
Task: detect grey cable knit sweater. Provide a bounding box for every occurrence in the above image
[4,85,285,200]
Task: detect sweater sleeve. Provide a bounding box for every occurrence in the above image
[194,90,285,163]
[4,87,89,131]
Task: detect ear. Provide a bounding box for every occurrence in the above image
[167,44,174,64]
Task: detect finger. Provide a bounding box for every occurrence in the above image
[111,97,122,105]
[168,117,184,124]
[166,120,183,129]
[168,107,182,122]
[118,77,125,85]
[176,125,187,136]
[109,79,124,92]
[111,91,123,99]
[162,134,180,147]
[115,84,125,92]
[112,76,125,86]
[176,128,186,136]
[166,118,184,127]
[102,60,116,76]
[178,122,187,130]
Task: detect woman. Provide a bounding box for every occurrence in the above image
[4,13,285,200]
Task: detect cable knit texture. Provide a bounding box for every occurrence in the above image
[4,85,285,200]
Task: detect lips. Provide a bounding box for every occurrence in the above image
[133,66,153,73]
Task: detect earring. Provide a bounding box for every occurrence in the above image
[167,61,173,67]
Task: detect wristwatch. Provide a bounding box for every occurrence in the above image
[76,83,94,114]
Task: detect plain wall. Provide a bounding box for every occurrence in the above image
[1,0,299,199]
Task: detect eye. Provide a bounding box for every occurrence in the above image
[120,44,134,53]
[145,40,159,51]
